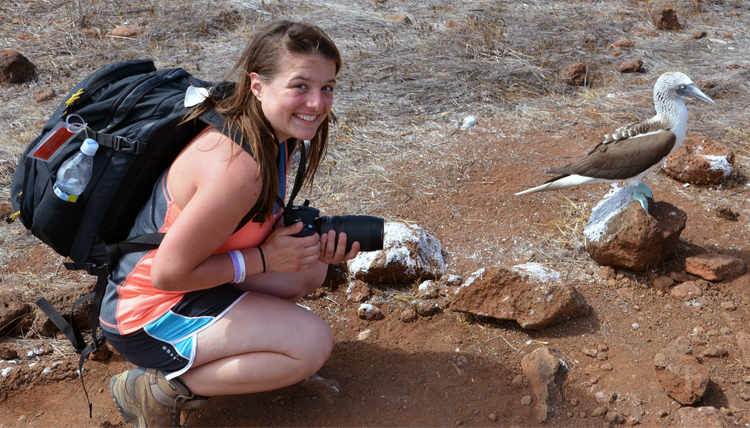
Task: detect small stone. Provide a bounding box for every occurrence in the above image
[357,304,384,321]
[399,308,418,323]
[521,395,532,406]
[607,410,626,425]
[560,62,588,86]
[652,275,674,291]
[619,58,643,73]
[597,344,609,352]
[583,348,598,358]
[488,413,498,422]
[512,374,524,387]
[591,406,608,417]
[33,87,55,103]
[720,301,736,311]
[601,363,614,371]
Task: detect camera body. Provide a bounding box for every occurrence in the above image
[286,205,384,252]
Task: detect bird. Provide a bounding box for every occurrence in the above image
[515,72,717,211]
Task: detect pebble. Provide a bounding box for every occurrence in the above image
[521,395,532,406]
[591,406,608,417]
[487,413,498,422]
[601,363,614,371]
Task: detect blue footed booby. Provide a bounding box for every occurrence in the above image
[515,72,717,210]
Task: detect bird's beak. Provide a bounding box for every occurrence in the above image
[679,83,718,106]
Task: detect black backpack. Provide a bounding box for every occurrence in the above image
[7,58,242,414]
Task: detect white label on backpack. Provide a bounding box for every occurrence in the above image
[184,85,210,107]
[29,122,83,162]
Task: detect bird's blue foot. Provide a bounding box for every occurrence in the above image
[632,183,653,211]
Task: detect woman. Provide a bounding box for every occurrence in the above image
[100,21,358,427]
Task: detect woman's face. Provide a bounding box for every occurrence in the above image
[251,51,337,143]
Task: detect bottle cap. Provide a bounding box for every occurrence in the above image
[80,138,99,156]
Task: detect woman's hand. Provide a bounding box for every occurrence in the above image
[261,222,322,272]
[319,229,360,264]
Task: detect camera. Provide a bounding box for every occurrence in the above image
[286,205,384,252]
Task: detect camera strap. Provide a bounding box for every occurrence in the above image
[278,139,308,223]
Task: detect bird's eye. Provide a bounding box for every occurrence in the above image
[680,84,685,89]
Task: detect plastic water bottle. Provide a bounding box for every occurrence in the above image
[53,138,99,202]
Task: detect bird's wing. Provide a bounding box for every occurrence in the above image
[599,120,663,145]
[547,129,676,180]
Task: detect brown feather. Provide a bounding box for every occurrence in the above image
[547,129,676,180]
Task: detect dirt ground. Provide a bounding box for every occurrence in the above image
[2,0,750,427]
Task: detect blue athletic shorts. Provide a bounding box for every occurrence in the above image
[103,283,248,380]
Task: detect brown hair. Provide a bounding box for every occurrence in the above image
[185,20,341,222]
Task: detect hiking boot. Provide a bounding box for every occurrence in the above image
[110,367,208,428]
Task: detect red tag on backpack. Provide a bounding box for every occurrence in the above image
[28,122,82,162]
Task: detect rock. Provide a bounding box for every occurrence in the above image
[418,280,439,298]
[663,138,735,184]
[521,347,568,423]
[684,253,746,282]
[676,406,736,428]
[111,26,139,37]
[0,288,29,336]
[653,337,709,405]
[606,410,626,425]
[445,19,461,30]
[348,222,445,285]
[0,49,35,84]
[300,374,341,404]
[357,303,384,321]
[693,31,707,39]
[451,264,589,330]
[609,39,635,49]
[618,58,643,73]
[701,347,728,358]
[560,62,587,86]
[737,332,750,368]
[584,187,687,272]
[399,308,418,323]
[346,280,372,303]
[670,281,702,299]
[651,7,681,30]
[33,87,55,103]
[32,281,95,337]
[386,14,411,24]
[652,275,674,291]
[413,299,440,317]
[0,344,19,360]
[591,406,608,417]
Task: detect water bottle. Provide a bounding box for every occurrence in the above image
[52,138,99,202]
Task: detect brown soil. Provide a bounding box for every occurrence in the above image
[2,1,750,427]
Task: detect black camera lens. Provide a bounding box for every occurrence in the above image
[315,215,384,252]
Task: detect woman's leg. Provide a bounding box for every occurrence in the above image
[178,289,333,396]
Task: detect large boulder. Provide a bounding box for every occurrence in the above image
[584,186,686,272]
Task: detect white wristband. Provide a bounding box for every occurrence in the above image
[228,250,246,283]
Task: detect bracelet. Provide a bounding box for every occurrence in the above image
[228,250,246,283]
[258,246,266,273]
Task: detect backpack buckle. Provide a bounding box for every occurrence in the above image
[112,137,145,154]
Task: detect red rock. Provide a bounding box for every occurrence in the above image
[560,62,587,86]
[737,331,750,368]
[0,49,35,84]
[670,281,702,299]
[651,7,681,30]
[618,58,643,73]
[663,137,734,184]
[585,189,687,272]
[684,253,746,282]
[609,39,635,49]
[111,26,139,37]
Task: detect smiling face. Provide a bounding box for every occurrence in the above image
[250,51,337,143]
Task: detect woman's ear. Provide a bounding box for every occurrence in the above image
[250,72,263,100]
